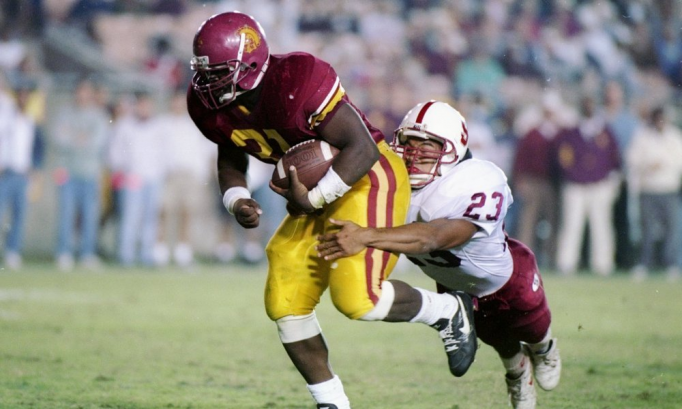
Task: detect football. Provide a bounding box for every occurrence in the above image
[272,139,340,190]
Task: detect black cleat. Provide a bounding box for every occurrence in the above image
[431,291,477,377]
[317,404,339,409]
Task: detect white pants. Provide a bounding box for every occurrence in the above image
[556,178,619,275]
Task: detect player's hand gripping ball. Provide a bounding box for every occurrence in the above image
[271,140,340,190]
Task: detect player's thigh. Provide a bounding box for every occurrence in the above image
[264,214,330,321]
[323,172,405,317]
[327,247,400,320]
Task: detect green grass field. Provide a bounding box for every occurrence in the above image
[1,263,681,409]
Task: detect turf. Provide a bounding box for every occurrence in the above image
[1,263,681,408]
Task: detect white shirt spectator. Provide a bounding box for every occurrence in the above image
[158,112,214,183]
[627,122,682,194]
[0,91,16,163]
[0,37,25,71]
[109,114,166,184]
[0,103,35,174]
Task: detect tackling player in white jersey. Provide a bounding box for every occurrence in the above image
[317,101,561,409]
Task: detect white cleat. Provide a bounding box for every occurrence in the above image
[506,359,536,409]
[527,338,561,391]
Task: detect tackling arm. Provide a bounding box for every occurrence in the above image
[316,218,478,261]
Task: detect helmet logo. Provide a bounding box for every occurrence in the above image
[461,122,469,145]
[237,25,261,53]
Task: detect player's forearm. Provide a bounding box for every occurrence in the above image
[217,167,248,194]
[217,145,249,194]
[360,219,476,255]
[359,223,441,255]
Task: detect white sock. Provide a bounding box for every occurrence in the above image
[502,350,528,379]
[307,375,351,409]
[527,329,552,355]
[409,288,459,326]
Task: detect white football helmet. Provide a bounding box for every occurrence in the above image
[392,100,469,188]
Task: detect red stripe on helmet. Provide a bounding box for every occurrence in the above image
[415,100,436,124]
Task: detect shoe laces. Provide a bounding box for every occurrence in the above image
[434,319,461,351]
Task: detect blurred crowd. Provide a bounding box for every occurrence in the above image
[0,0,681,279]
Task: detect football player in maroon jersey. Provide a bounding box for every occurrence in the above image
[187,12,477,408]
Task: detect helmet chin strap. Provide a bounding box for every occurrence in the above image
[218,87,246,103]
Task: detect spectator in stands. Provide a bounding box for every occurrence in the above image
[499,8,543,80]
[144,36,186,91]
[0,25,26,72]
[51,78,109,271]
[98,94,133,259]
[602,80,640,270]
[456,93,500,166]
[108,92,165,266]
[492,105,521,236]
[154,90,214,267]
[577,1,639,98]
[512,90,564,269]
[0,84,37,269]
[627,106,682,281]
[452,34,506,103]
[67,0,115,41]
[554,95,621,276]
[651,16,682,87]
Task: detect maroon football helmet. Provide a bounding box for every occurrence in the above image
[190,12,270,109]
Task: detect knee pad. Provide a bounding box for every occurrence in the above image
[276,312,322,344]
[358,281,395,321]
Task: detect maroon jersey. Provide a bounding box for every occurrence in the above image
[187,52,384,165]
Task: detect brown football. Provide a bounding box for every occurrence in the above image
[272,140,340,190]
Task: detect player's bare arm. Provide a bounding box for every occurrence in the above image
[217,143,262,228]
[316,217,478,261]
[319,103,380,184]
[270,103,380,213]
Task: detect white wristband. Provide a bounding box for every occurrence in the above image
[307,187,326,209]
[307,167,351,209]
[222,186,251,214]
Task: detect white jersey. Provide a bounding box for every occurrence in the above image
[406,158,514,297]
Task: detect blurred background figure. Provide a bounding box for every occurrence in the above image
[154,90,214,268]
[512,90,563,269]
[554,95,621,276]
[626,106,682,282]
[143,35,186,90]
[602,80,640,270]
[51,78,109,271]
[0,82,39,270]
[97,94,133,259]
[108,92,165,267]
